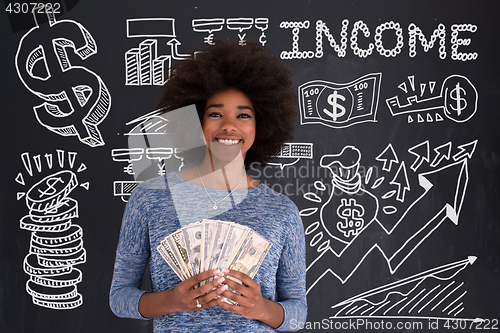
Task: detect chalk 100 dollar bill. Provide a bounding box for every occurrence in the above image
[298,73,382,128]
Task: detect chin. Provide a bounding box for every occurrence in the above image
[208,142,244,164]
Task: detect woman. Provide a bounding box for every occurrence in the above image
[110,40,307,332]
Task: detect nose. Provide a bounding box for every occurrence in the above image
[221,116,237,132]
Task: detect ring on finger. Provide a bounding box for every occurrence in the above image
[196,298,202,308]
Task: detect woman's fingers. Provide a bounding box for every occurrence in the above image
[191,274,227,298]
[197,283,229,306]
[223,269,259,289]
[180,269,221,291]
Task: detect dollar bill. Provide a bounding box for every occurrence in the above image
[181,222,203,276]
[217,223,249,269]
[224,229,271,280]
[165,231,192,278]
[207,221,231,271]
[157,241,185,280]
[157,220,271,292]
[200,219,215,273]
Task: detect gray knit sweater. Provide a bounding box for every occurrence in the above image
[110,172,307,332]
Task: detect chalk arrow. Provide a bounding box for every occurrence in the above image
[388,159,469,270]
[376,144,399,172]
[408,141,430,172]
[452,140,478,161]
[389,161,410,202]
[305,159,469,285]
[167,39,190,60]
[331,256,476,313]
[430,141,452,167]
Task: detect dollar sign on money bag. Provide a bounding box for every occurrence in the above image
[319,146,379,246]
[336,198,365,238]
[15,16,111,147]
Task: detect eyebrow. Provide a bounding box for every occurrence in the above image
[206,104,254,112]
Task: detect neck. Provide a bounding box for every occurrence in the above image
[198,151,247,190]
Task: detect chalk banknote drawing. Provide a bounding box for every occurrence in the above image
[298,73,382,129]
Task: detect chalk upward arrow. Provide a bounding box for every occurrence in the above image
[408,140,430,172]
[166,39,190,60]
[306,159,469,286]
[388,159,469,271]
[376,144,399,172]
[332,256,476,310]
[452,140,478,161]
[389,161,410,202]
[430,141,452,167]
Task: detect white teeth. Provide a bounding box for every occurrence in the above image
[217,139,240,145]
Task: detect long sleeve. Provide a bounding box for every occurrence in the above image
[275,205,308,331]
[109,187,151,320]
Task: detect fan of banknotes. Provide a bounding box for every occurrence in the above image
[157,219,271,283]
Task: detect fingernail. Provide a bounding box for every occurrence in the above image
[221,297,227,302]
[222,268,230,273]
[213,269,220,275]
[217,276,225,284]
[221,284,228,291]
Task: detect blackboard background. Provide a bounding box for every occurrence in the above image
[1,0,499,332]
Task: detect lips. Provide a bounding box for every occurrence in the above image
[215,138,241,146]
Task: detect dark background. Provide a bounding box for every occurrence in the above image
[1,0,499,332]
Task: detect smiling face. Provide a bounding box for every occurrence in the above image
[202,88,256,165]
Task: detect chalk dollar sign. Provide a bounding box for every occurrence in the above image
[323,90,346,121]
[449,82,467,116]
[37,177,64,198]
[15,16,111,147]
[336,198,365,238]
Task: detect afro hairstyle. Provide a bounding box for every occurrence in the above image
[156,39,297,169]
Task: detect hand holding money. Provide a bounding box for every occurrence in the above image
[216,268,285,329]
[168,269,228,311]
[157,220,271,284]
[138,268,228,318]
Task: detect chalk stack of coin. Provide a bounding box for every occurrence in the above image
[20,170,86,309]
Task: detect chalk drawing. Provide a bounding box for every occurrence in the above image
[112,105,204,200]
[16,150,88,309]
[226,18,254,46]
[386,74,478,123]
[298,73,382,128]
[451,24,478,61]
[113,180,142,203]
[255,18,269,46]
[300,140,474,292]
[15,11,111,147]
[126,17,271,85]
[279,19,478,60]
[125,18,187,86]
[408,23,446,59]
[331,257,478,321]
[268,143,313,169]
[192,18,224,45]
